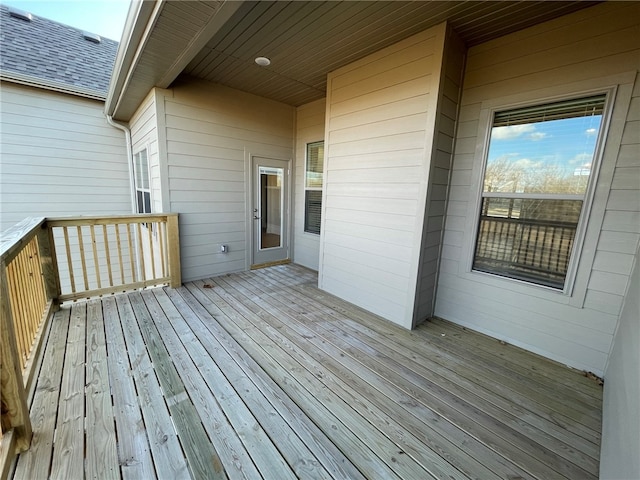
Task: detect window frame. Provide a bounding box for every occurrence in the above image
[133,147,152,215]
[304,140,324,235]
[464,86,617,298]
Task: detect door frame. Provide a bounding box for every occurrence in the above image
[246,153,292,269]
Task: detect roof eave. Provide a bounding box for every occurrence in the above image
[104,0,244,122]
[104,0,163,119]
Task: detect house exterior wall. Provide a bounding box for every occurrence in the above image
[294,98,326,271]
[435,2,640,375]
[153,78,294,282]
[0,82,130,231]
[320,23,450,328]
[600,242,640,479]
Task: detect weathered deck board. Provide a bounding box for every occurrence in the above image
[50,303,86,480]
[115,294,191,479]
[148,288,320,479]
[292,279,602,446]
[85,299,119,480]
[11,264,603,480]
[102,296,156,480]
[253,268,601,468]
[13,308,69,480]
[127,293,225,480]
[170,286,366,480]
[206,276,436,479]
[230,268,594,479]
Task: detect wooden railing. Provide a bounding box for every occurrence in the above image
[47,214,181,301]
[0,214,180,475]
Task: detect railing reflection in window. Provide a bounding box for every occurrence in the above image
[474,211,578,289]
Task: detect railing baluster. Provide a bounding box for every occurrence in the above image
[90,225,101,290]
[6,259,28,363]
[77,226,89,292]
[147,223,156,280]
[23,244,39,351]
[63,226,76,294]
[115,224,125,285]
[136,222,146,282]
[127,223,136,283]
[103,225,114,287]
[159,221,166,278]
[16,252,31,359]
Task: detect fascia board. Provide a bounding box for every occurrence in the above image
[0,71,105,101]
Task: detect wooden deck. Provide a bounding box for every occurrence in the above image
[10,264,602,479]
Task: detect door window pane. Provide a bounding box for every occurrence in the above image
[259,166,283,249]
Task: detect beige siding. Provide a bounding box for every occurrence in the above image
[294,99,326,271]
[159,78,294,282]
[413,27,466,325]
[321,23,448,328]
[435,2,640,375]
[600,244,640,479]
[0,82,130,231]
[129,89,164,213]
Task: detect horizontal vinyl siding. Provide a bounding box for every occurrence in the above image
[434,2,640,376]
[294,99,325,271]
[586,81,640,309]
[129,90,161,213]
[414,27,465,324]
[161,80,294,282]
[600,244,640,479]
[0,82,129,232]
[321,25,445,328]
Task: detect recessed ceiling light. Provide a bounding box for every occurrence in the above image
[255,57,271,67]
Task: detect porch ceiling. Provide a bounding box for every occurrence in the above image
[108,0,599,120]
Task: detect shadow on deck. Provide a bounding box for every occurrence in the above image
[11,264,602,479]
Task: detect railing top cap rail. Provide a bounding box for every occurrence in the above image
[45,213,178,225]
[0,217,46,263]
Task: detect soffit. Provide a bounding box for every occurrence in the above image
[111,0,233,120]
[182,1,599,107]
[112,0,599,120]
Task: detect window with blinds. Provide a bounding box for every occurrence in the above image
[304,141,324,235]
[133,148,151,214]
[473,94,607,289]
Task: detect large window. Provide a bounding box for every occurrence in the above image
[304,141,324,235]
[133,148,151,214]
[473,94,606,289]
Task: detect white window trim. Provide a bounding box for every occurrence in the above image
[304,140,324,236]
[133,146,152,215]
[459,78,630,307]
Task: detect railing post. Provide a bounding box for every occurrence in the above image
[0,263,32,452]
[166,214,181,288]
[37,222,60,310]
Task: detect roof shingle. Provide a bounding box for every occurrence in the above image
[0,4,118,98]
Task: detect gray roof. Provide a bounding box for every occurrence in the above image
[0,4,118,99]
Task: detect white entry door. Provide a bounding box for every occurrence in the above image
[252,157,289,266]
